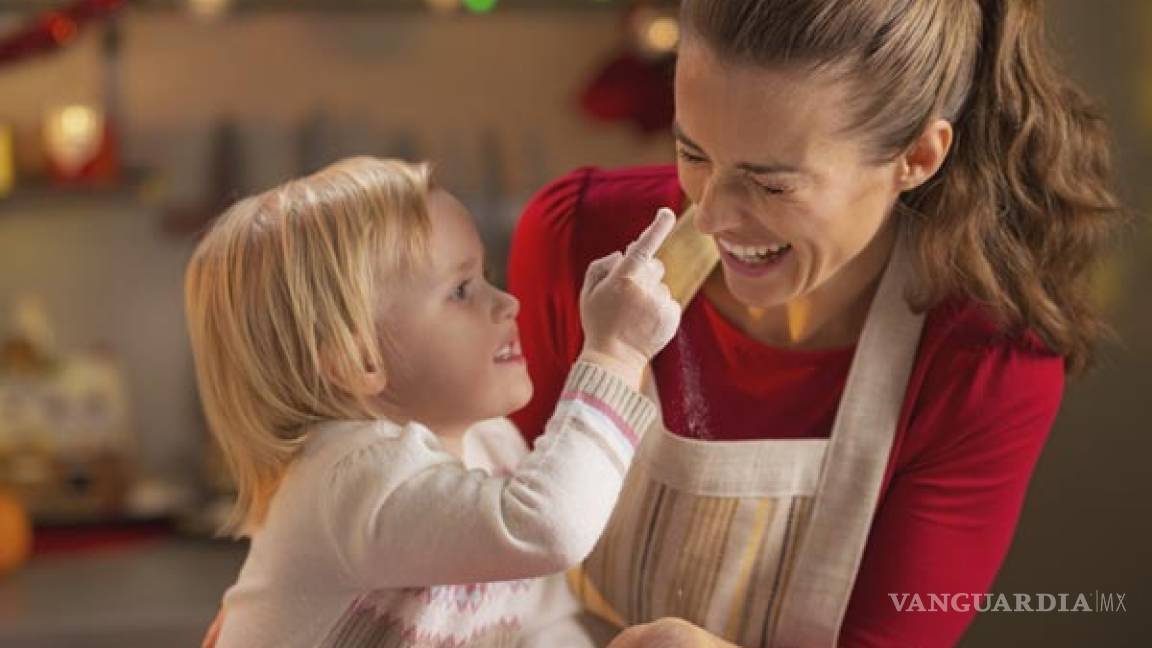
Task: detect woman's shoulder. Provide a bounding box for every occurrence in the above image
[514,165,682,257]
[892,296,1066,476]
[908,296,1065,433]
[921,296,1061,360]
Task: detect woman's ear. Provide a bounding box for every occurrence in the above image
[897,118,954,192]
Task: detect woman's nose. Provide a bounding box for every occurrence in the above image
[694,174,747,235]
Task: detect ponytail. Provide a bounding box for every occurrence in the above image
[904,0,1124,374]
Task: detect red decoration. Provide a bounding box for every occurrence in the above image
[577,1,676,135]
[46,14,79,45]
[0,0,125,68]
[580,51,675,135]
[46,117,122,187]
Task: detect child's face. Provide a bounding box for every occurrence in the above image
[378,189,532,434]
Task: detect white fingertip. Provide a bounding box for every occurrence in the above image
[630,207,677,260]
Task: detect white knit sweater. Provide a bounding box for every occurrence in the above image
[217,362,654,648]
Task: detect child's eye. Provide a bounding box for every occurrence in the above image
[450,280,471,302]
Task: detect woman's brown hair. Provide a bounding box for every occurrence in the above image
[681,0,1125,374]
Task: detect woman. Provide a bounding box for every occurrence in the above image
[508,0,1122,646]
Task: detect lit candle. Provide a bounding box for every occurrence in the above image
[43,104,105,179]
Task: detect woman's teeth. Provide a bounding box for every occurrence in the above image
[718,239,792,264]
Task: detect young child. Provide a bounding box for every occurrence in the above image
[185,157,680,647]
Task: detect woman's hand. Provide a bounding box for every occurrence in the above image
[579,208,681,388]
[607,618,742,648]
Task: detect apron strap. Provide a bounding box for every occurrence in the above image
[771,237,926,647]
[654,206,718,310]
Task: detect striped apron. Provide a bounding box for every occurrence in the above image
[568,210,925,647]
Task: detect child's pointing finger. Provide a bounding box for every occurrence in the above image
[617,207,676,277]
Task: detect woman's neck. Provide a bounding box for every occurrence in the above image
[703,223,897,350]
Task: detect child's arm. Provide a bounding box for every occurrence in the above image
[322,359,653,589]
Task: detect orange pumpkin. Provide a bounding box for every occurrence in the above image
[0,489,32,576]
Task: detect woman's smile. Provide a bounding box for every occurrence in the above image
[716,237,794,277]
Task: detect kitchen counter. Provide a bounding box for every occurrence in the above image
[0,538,246,647]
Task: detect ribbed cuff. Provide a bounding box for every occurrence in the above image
[560,361,657,447]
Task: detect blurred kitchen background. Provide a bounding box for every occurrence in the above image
[0,0,1146,646]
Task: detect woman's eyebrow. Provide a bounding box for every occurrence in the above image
[673,123,705,151]
[673,122,809,176]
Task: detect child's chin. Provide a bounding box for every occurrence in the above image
[495,377,533,418]
[507,381,534,414]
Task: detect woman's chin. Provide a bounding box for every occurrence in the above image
[723,272,796,309]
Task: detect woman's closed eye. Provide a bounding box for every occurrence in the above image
[676,147,708,165]
[749,178,789,196]
[679,147,790,196]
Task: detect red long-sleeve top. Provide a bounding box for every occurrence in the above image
[507,165,1064,647]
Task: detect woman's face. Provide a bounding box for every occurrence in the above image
[674,39,905,310]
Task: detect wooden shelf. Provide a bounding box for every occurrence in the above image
[0,173,158,214]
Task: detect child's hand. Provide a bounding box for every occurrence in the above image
[579,208,681,388]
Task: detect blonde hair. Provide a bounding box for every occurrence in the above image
[682,0,1126,374]
[185,157,432,536]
